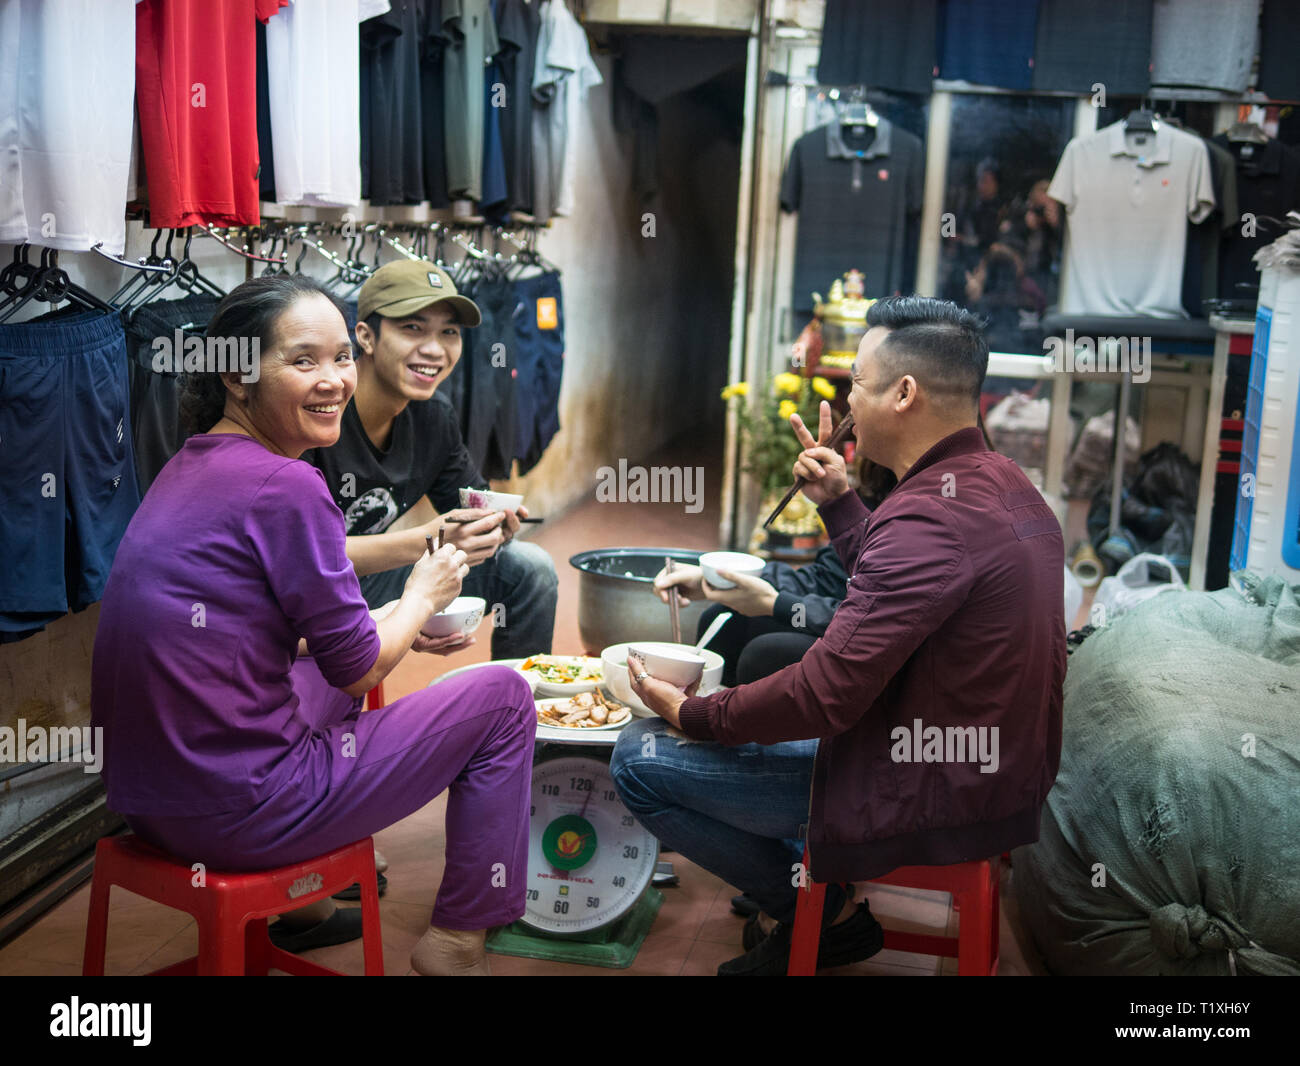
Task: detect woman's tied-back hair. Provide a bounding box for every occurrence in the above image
[179,274,347,435]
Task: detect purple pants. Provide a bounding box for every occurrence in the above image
[127,662,537,931]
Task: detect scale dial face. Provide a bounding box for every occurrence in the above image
[522,755,658,934]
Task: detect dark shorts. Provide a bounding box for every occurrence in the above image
[511,271,563,475]
[0,310,140,637]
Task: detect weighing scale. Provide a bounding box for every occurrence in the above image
[432,660,663,968]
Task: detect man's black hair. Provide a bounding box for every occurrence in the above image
[864,295,989,408]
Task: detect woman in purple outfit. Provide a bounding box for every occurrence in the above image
[91,274,535,976]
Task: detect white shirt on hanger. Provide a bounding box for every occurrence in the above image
[0,0,141,254]
[264,0,391,207]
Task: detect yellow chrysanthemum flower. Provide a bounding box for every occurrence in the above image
[773,371,802,396]
[811,376,836,400]
[720,381,750,400]
[778,399,798,421]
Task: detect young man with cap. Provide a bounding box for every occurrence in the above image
[304,260,558,660]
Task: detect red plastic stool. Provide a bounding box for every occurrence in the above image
[788,851,1000,976]
[82,834,384,976]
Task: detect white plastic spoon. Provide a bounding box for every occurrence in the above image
[695,611,733,651]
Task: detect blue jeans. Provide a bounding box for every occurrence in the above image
[359,538,558,660]
[610,718,817,924]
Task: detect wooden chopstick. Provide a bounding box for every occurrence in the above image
[441,517,544,523]
[665,556,682,643]
[762,414,856,529]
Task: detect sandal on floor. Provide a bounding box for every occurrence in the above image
[268,906,365,954]
[332,871,387,902]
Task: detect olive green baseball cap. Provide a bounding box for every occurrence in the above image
[357,260,482,326]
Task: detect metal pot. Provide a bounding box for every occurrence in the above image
[569,548,709,655]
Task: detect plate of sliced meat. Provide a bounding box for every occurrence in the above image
[534,691,632,731]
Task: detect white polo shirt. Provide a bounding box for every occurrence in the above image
[1049,121,1215,318]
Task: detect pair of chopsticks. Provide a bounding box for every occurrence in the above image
[665,556,682,643]
[762,414,855,529]
[425,530,443,555]
[441,516,544,524]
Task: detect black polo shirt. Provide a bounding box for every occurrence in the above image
[1211,134,1300,300]
[780,118,924,312]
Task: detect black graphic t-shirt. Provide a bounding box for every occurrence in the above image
[303,393,488,534]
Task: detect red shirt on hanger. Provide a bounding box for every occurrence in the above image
[135,0,288,227]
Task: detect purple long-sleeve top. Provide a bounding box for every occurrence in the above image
[91,434,382,816]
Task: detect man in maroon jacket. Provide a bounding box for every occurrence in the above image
[611,296,1065,975]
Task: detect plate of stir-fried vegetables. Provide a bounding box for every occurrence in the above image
[517,654,604,697]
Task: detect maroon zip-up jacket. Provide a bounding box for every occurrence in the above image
[678,427,1066,883]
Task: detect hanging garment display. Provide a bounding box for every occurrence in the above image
[255,21,279,203]
[360,0,426,205]
[1181,134,1238,313]
[135,0,287,227]
[443,0,501,203]
[459,275,518,479]
[780,117,924,312]
[511,270,564,475]
[532,0,602,222]
[1032,0,1152,96]
[0,0,139,254]
[0,311,141,641]
[494,0,542,215]
[419,0,451,208]
[1211,133,1300,302]
[1256,0,1300,103]
[126,294,224,493]
[265,0,390,206]
[817,0,937,95]
[1150,0,1258,94]
[1048,120,1215,318]
[937,0,1039,91]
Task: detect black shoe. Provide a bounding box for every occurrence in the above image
[332,871,387,902]
[268,906,365,954]
[815,902,885,970]
[718,886,872,977]
[731,893,760,918]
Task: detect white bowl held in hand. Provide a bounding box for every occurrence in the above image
[601,641,724,717]
[421,596,486,639]
[699,551,766,590]
[628,643,706,688]
[458,487,524,512]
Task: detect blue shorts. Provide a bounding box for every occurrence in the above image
[0,310,140,636]
[511,272,564,476]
